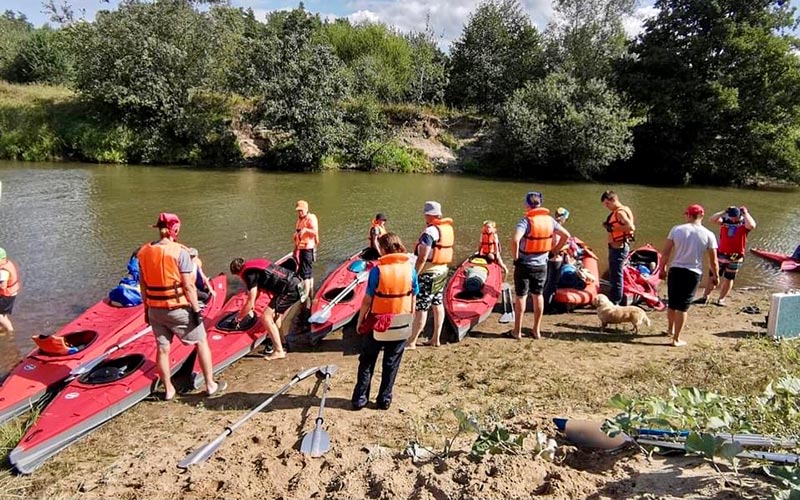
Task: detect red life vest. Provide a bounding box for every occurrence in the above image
[479,226,498,256]
[371,253,414,315]
[719,222,749,255]
[0,259,20,297]
[520,208,554,254]
[138,241,190,309]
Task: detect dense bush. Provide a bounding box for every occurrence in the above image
[5,27,73,84]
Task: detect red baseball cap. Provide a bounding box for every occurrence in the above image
[151,212,181,239]
[685,204,704,216]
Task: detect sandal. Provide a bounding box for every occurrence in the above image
[741,306,761,314]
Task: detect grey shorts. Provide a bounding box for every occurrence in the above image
[148,307,206,348]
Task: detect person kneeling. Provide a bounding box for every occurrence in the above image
[351,233,419,411]
[230,257,306,361]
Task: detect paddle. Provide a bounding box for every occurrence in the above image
[308,270,369,324]
[499,283,514,324]
[300,364,337,457]
[67,325,153,379]
[781,260,800,272]
[177,365,320,470]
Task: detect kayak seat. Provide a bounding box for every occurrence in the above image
[348,260,368,273]
[216,312,259,332]
[34,330,98,356]
[79,354,145,385]
[322,287,355,303]
[455,290,484,301]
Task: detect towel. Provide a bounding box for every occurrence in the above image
[358,313,395,335]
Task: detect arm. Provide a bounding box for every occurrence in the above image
[494,235,508,272]
[552,224,571,254]
[356,296,373,332]
[657,239,675,278]
[415,244,431,274]
[742,207,756,230]
[511,228,524,263]
[616,208,636,233]
[237,286,259,321]
[180,272,201,313]
[709,210,726,225]
[707,248,720,286]
[0,270,7,291]
[200,268,215,295]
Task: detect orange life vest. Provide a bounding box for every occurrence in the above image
[367,220,387,244]
[294,214,319,250]
[0,259,20,297]
[138,241,190,309]
[33,335,71,355]
[479,227,498,256]
[420,218,454,265]
[606,206,634,243]
[371,253,414,315]
[520,208,554,254]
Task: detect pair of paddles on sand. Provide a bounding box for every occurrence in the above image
[178,365,337,470]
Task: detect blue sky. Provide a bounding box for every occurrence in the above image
[4,0,660,47]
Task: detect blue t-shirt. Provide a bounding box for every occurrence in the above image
[515,216,560,266]
[366,264,420,297]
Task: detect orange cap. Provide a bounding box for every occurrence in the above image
[295,200,309,211]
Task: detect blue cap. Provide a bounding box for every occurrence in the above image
[526,191,543,208]
[726,206,741,218]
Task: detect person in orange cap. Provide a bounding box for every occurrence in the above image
[293,200,319,305]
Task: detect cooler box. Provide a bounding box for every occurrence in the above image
[768,293,800,339]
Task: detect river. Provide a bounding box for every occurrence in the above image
[1,161,799,372]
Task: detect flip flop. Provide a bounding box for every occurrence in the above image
[741,306,761,314]
[206,380,228,398]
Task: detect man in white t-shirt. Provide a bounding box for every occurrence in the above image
[657,204,719,347]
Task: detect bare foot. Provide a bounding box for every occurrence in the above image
[164,388,176,401]
[421,341,441,348]
[264,350,287,360]
[671,340,687,347]
[531,332,542,339]
[206,380,228,398]
[405,343,417,350]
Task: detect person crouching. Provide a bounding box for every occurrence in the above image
[351,233,419,411]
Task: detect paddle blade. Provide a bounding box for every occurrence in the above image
[308,309,331,325]
[300,423,330,457]
[781,260,800,272]
[177,431,229,470]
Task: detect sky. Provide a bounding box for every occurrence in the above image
[3,0,661,48]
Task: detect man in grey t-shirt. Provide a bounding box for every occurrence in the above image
[657,204,719,347]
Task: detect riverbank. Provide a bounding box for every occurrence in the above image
[2,287,795,499]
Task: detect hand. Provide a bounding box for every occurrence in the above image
[740,206,748,215]
[658,267,666,280]
[711,274,720,286]
[144,306,151,325]
[191,309,203,326]
[209,287,217,297]
[501,264,509,274]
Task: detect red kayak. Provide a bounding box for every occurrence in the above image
[444,256,503,341]
[0,299,146,426]
[189,254,295,389]
[9,275,227,474]
[307,249,375,345]
[751,248,800,272]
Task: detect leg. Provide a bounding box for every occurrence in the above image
[430,303,445,347]
[531,294,544,338]
[512,263,530,339]
[718,277,733,301]
[263,307,287,360]
[512,295,526,339]
[194,336,219,394]
[408,272,434,349]
[0,314,13,333]
[666,308,675,336]
[155,343,175,400]
[608,245,628,305]
[377,340,406,407]
[351,334,381,408]
[672,310,688,346]
[407,310,427,349]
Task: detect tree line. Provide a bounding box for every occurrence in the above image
[0,0,798,185]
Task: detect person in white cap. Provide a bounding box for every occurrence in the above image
[0,247,20,334]
[407,201,454,349]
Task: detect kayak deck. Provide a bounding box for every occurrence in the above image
[444,257,503,341]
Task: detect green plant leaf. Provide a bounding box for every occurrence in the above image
[609,394,630,410]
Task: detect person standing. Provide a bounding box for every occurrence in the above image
[0,247,20,335]
[510,192,570,339]
[293,200,319,305]
[696,206,756,306]
[364,213,388,261]
[229,257,305,361]
[657,205,719,347]
[137,213,225,400]
[352,233,418,410]
[407,201,454,349]
[600,190,635,305]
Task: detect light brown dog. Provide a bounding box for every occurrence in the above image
[592,294,651,333]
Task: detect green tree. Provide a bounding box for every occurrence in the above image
[246,7,350,169]
[447,0,544,111]
[6,27,73,84]
[405,18,449,104]
[495,71,633,179]
[619,0,800,184]
[0,11,33,79]
[545,0,635,81]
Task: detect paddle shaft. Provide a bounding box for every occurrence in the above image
[637,437,800,464]
[69,325,153,377]
[309,270,368,324]
[178,366,320,469]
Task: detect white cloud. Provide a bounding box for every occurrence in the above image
[622,5,658,38]
[347,9,382,24]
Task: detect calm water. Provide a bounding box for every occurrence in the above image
[1,161,799,371]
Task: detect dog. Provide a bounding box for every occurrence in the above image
[592,294,651,333]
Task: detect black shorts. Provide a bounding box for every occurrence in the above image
[0,295,15,315]
[297,249,315,279]
[667,267,702,312]
[514,262,547,297]
[269,279,302,314]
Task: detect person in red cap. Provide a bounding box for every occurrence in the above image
[656,205,719,347]
[137,213,226,399]
[293,200,319,305]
